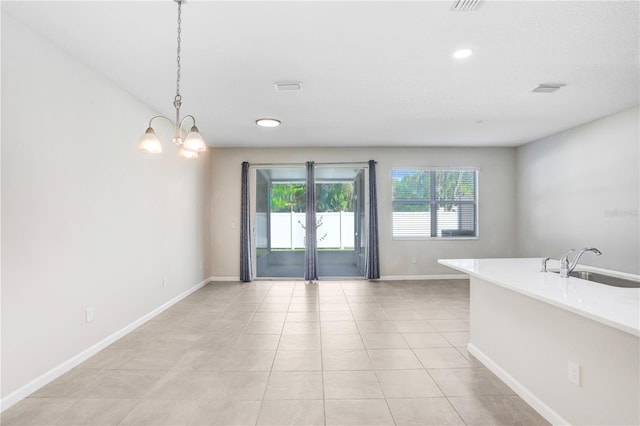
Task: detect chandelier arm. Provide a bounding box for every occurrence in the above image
[147,115,174,129]
[179,114,197,132]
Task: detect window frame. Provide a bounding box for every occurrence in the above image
[391,167,479,241]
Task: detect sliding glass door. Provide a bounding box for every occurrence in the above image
[253,167,306,278]
[315,166,367,278]
[252,164,367,279]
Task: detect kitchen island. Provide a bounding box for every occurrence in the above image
[439,258,640,426]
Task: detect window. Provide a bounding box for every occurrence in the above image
[392,168,478,239]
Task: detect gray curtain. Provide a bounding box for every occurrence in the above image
[304,161,318,281]
[366,160,380,279]
[240,162,253,282]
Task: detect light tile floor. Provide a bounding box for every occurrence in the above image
[2,280,550,426]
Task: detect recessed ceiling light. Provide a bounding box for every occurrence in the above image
[453,48,473,59]
[256,118,281,128]
[275,82,303,92]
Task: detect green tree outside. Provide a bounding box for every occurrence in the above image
[270,183,354,213]
[270,184,306,212]
[392,170,475,212]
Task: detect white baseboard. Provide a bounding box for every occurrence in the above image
[208,276,241,282]
[467,343,569,426]
[380,274,468,281]
[207,275,468,282]
[0,277,211,413]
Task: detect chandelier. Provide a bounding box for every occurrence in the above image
[138,0,207,159]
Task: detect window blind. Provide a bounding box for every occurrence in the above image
[392,169,478,239]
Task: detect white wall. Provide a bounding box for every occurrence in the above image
[210,147,517,279]
[516,106,640,274]
[1,15,210,402]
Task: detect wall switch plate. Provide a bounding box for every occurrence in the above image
[85,307,94,323]
[162,276,167,287]
[410,257,417,264]
[568,360,581,386]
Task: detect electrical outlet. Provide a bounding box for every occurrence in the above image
[85,307,94,323]
[568,360,581,386]
[162,276,167,287]
[410,257,417,264]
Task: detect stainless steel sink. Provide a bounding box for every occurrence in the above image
[551,270,640,288]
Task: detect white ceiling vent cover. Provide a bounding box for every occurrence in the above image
[451,0,483,12]
[532,83,567,93]
[275,82,303,92]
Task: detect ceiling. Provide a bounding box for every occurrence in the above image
[3,1,639,148]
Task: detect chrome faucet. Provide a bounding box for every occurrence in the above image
[540,257,550,272]
[560,247,602,278]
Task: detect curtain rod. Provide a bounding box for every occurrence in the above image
[246,161,376,167]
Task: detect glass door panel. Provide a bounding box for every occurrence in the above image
[315,166,366,278]
[354,169,366,275]
[253,167,306,278]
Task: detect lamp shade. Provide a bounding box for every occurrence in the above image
[183,126,207,152]
[178,146,199,159]
[138,128,162,153]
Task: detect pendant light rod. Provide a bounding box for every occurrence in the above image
[137,0,207,158]
[175,0,182,100]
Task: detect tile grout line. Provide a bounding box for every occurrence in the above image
[417,299,470,426]
[359,283,397,426]
[254,280,292,426]
[318,282,328,426]
[196,282,259,426]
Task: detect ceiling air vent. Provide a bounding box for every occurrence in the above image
[451,0,483,12]
[275,82,303,92]
[532,83,566,93]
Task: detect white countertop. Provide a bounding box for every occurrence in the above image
[438,258,640,337]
